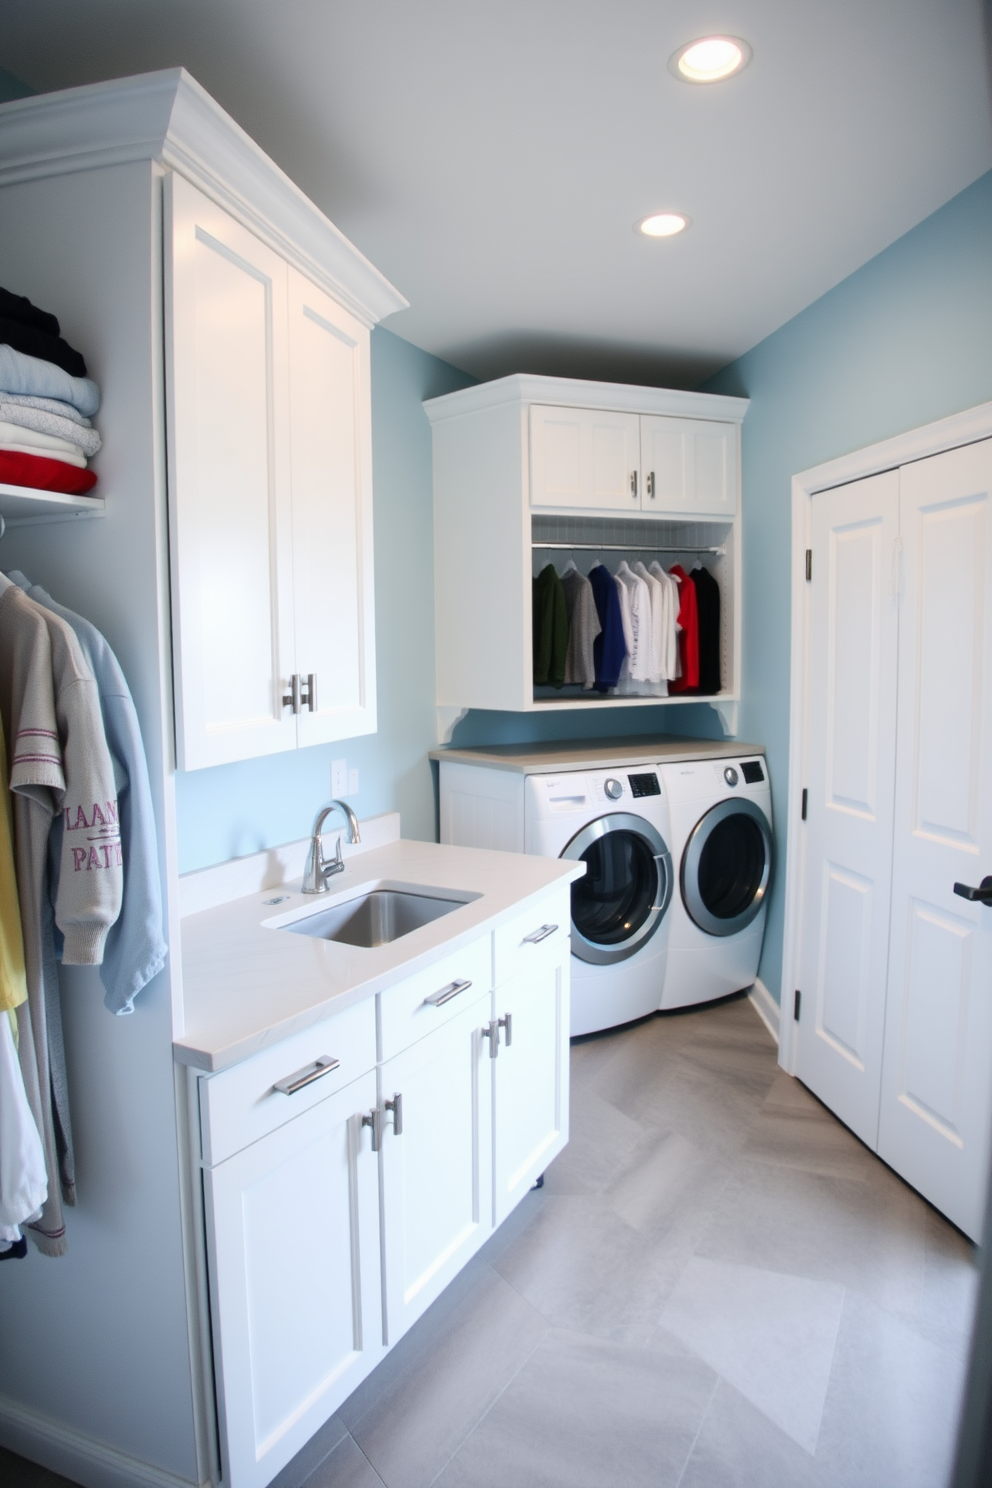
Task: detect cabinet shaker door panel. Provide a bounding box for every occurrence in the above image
[288,269,377,746]
[165,173,297,769]
[530,404,640,510]
[379,993,492,1346]
[493,949,569,1225]
[640,416,737,516]
[203,1072,381,1488]
[689,419,737,515]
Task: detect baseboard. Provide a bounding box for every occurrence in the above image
[0,1396,207,1488]
[748,978,780,1045]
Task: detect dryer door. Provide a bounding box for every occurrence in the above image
[681,797,772,937]
[563,813,673,965]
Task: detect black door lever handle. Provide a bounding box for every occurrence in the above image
[953,876,992,904]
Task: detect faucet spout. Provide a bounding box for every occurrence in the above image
[301,799,362,894]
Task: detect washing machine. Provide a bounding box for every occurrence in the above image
[658,754,772,1009]
[524,765,674,1035]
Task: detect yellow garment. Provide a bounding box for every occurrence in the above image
[0,727,28,1012]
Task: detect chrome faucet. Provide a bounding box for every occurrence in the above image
[301,800,362,894]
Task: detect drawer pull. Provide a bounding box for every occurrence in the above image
[423,978,472,1008]
[272,1055,340,1096]
[498,1012,512,1047]
[385,1092,403,1137]
[362,1107,382,1151]
[521,923,558,946]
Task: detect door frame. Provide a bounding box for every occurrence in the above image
[779,398,992,1073]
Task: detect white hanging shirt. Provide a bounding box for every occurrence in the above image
[650,561,682,680]
[615,562,652,686]
[0,1010,47,1242]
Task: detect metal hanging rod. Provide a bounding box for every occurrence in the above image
[532,541,725,555]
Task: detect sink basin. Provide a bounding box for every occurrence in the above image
[283,888,473,948]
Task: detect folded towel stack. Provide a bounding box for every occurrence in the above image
[0,287,102,496]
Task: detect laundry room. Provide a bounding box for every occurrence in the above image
[0,6,990,1488]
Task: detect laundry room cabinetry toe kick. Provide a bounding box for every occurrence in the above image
[425,375,748,740]
[180,847,577,1488]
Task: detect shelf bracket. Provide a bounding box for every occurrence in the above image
[711,699,738,737]
[436,706,469,746]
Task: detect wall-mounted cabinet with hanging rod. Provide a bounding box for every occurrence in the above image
[425,375,748,741]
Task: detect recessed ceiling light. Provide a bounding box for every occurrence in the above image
[636,212,691,238]
[670,35,751,83]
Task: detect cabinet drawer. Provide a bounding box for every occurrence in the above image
[199,997,377,1166]
[378,934,492,1063]
[493,889,571,988]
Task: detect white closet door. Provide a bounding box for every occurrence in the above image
[878,438,992,1239]
[165,174,296,770]
[287,268,377,746]
[796,470,900,1147]
[529,405,640,510]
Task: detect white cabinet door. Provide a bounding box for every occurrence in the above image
[796,470,900,1147]
[166,173,296,770]
[379,993,492,1345]
[493,944,570,1226]
[879,438,992,1239]
[203,1071,381,1488]
[530,404,640,510]
[640,415,738,516]
[287,268,377,746]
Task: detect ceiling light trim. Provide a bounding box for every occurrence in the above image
[635,212,691,238]
[670,35,752,84]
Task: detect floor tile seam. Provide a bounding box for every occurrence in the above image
[347,1431,388,1488]
[421,1320,552,1488]
[807,1282,848,1461]
[672,1371,721,1488]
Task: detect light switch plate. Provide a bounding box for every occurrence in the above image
[331,758,347,796]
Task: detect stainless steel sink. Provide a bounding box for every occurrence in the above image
[283,888,471,948]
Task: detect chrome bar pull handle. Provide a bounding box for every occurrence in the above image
[498,1013,512,1048]
[303,672,318,712]
[630,470,638,499]
[423,978,472,1008]
[647,471,655,500]
[282,673,302,713]
[362,1107,382,1151]
[385,1092,403,1137]
[482,1021,499,1059]
[522,923,557,945]
[272,1054,339,1096]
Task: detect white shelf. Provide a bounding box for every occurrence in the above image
[0,482,105,526]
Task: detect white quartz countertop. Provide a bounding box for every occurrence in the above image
[429,735,765,774]
[175,838,583,1073]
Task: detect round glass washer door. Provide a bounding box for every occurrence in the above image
[681,797,772,938]
[562,813,673,966]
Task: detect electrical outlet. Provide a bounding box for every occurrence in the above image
[330,758,347,796]
[348,768,360,796]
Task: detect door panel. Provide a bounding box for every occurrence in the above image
[797,470,900,1146]
[204,1072,380,1488]
[493,950,570,1224]
[530,405,639,509]
[166,173,296,769]
[879,438,992,1238]
[379,993,492,1345]
[288,269,376,745]
[640,416,737,516]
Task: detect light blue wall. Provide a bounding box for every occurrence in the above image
[173,328,473,872]
[705,168,992,1004]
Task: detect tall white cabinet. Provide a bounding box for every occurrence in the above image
[425,375,748,742]
[0,69,405,1488]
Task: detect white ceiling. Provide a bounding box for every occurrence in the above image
[3,0,991,386]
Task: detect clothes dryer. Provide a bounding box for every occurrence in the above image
[658,755,772,1009]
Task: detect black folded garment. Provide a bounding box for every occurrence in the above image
[0,284,60,337]
[0,317,86,378]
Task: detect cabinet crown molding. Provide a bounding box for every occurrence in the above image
[424,372,749,424]
[0,68,408,329]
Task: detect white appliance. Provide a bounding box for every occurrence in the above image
[524,766,674,1035]
[658,756,773,1009]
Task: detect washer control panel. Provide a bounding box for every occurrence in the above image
[628,772,661,797]
[723,766,739,787]
[603,777,624,800]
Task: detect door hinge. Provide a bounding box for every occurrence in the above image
[805,549,812,582]
[793,989,802,1022]
[801,788,808,821]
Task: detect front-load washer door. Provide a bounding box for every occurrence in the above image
[563,813,673,965]
[681,798,772,937]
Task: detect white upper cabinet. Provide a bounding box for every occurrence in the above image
[167,174,377,770]
[530,405,641,510]
[640,415,737,517]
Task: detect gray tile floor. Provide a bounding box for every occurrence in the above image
[2,994,978,1487]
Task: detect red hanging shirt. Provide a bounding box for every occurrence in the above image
[667,564,699,693]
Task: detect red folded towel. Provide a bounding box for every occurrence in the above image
[0,449,98,495]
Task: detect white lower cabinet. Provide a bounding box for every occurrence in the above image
[203,1069,382,1488]
[378,990,493,1345]
[198,893,571,1488]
